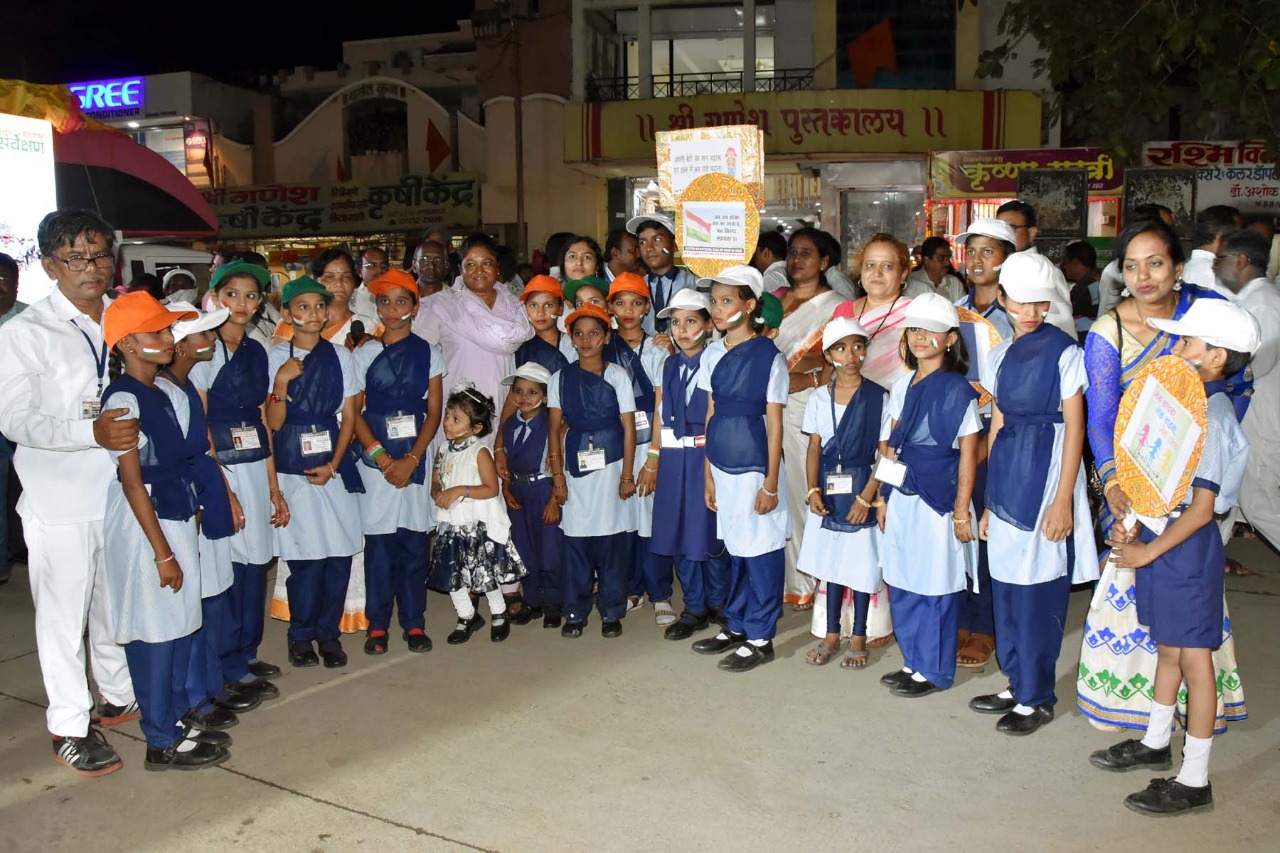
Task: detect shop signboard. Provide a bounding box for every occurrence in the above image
[567,90,1041,163]
[0,113,57,304]
[67,76,145,120]
[930,148,1121,198]
[1142,141,1280,212]
[203,173,480,238]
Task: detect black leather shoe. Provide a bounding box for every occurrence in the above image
[214,691,261,713]
[879,669,912,689]
[692,630,746,655]
[364,631,389,655]
[182,725,232,748]
[447,614,485,645]
[664,611,710,641]
[248,659,282,679]
[1089,739,1173,773]
[561,620,585,638]
[403,629,432,652]
[708,608,729,629]
[288,642,319,668]
[970,690,1018,714]
[1124,777,1213,816]
[144,741,229,772]
[182,706,238,732]
[318,641,347,669]
[227,678,279,702]
[491,618,511,642]
[510,605,543,626]
[601,619,622,638]
[891,677,942,697]
[717,641,775,672]
[543,609,563,629]
[997,705,1054,736]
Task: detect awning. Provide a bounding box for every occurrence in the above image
[53,129,218,238]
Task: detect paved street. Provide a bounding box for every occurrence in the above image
[2,539,1278,852]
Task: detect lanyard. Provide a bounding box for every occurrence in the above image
[827,381,847,473]
[73,322,108,396]
[858,296,900,341]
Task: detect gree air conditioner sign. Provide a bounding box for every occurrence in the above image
[68,76,145,119]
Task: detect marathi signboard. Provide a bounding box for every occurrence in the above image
[203,173,480,238]
[1142,140,1279,212]
[567,90,1041,163]
[930,148,1121,198]
[0,113,57,304]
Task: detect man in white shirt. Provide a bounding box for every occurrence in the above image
[751,230,789,294]
[353,245,389,319]
[1183,205,1242,298]
[1243,213,1280,281]
[0,210,142,777]
[1214,228,1280,552]
[603,228,642,283]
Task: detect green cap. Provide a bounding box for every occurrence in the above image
[281,275,333,307]
[210,260,270,291]
[760,291,783,328]
[562,275,610,306]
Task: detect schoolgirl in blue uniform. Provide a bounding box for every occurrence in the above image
[641,288,729,641]
[351,270,445,655]
[548,303,637,638]
[266,277,365,670]
[606,271,677,625]
[798,316,889,670]
[192,261,287,684]
[100,292,228,770]
[971,253,1098,734]
[690,265,791,673]
[878,293,980,697]
[499,362,565,628]
[1092,299,1259,816]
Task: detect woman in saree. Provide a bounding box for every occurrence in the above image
[773,228,848,610]
[1079,218,1247,732]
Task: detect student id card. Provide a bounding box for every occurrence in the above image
[577,448,606,472]
[633,411,650,433]
[81,397,102,419]
[300,430,333,455]
[825,473,854,495]
[873,456,907,488]
[230,426,261,451]
[385,414,417,440]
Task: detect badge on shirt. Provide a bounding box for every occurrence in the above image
[231,426,261,451]
[300,430,333,456]
[577,448,606,472]
[873,456,907,488]
[825,473,854,495]
[385,414,417,440]
[81,397,102,420]
[633,410,651,433]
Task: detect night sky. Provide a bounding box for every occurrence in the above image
[1,1,476,85]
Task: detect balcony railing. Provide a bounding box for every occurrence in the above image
[585,68,815,102]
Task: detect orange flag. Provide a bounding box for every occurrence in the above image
[846,19,898,88]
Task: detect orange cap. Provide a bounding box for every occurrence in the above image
[368,269,419,298]
[564,303,611,332]
[608,271,650,302]
[520,274,563,302]
[105,291,196,349]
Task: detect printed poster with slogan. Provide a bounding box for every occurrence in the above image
[657,125,765,211]
[675,173,759,279]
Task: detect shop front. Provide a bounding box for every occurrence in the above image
[1142,141,1279,214]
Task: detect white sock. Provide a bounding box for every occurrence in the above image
[748,638,768,647]
[910,672,928,683]
[734,645,755,657]
[485,589,507,623]
[499,581,521,595]
[901,667,914,675]
[1176,734,1213,788]
[1140,700,1176,750]
[450,589,476,620]
[1011,703,1035,716]
[997,688,1014,700]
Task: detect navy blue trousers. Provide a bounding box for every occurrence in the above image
[674,550,729,615]
[285,556,352,644]
[563,533,630,622]
[364,528,429,631]
[724,549,784,641]
[225,561,268,670]
[826,583,870,636]
[993,574,1071,707]
[888,585,960,688]
[959,460,995,636]
[508,477,563,608]
[187,590,233,712]
[125,634,194,748]
[628,537,675,601]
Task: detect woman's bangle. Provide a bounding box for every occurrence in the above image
[620,475,635,483]
[154,553,176,565]
[805,486,822,499]
[872,499,886,508]
[369,446,386,460]
[953,516,971,525]
[552,473,566,480]
[642,463,657,473]
[760,485,778,497]
[855,494,873,508]
[328,462,337,477]
[494,445,506,455]
[407,451,420,464]
[646,448,660,458]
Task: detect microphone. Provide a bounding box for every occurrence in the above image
[350,320,365,341]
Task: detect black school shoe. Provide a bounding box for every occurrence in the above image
[52,728,122,777]
[996,705,1054,736]
[318,641,348,668]
[664,611,710,641]
[970,689,1018,714]
[447,614,485,645]
[182,706,238,732]
[403,628,433,652]
[510,604,544,626]
[364,630,389,655]
[182,725,232,748]
[1125,777,1213,816]
[491,616,511,642]
[601,619,622,638]
[1089,739,1174,773]
[288,641,320,668]
[214,690,261,714]
[543,606,563,629]
[717,641,774,672]
[227,678,279,702]
[879,669,912,689]
[891,677,942,698]
[144,740,229,772]
[561,620,586,638]
[248,659,282,679]
[692,629,746,655]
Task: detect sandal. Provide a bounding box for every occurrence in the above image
[867,632,896,649]
[791,599,814,612]
[626,595,646,613]
[956,632,996,668]
[805,642,842,666]
[840,648,870,670]
[653,601,678,626]
[1225,558,1253,577]
[363,630,388,655]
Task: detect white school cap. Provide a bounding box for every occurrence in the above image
[903,292,960,333]
[656,288,711,319]
[998,252,1065,304]
[167,301,230,342]
[822,316,871,351]
[1147,299,1262,355]
[955,217,1018,246]
[501,362,554,387]
[695,264,764,298]
[626,213,675,237]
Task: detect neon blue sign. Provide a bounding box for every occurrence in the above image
[67,77,145,118]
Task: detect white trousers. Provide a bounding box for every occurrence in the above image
[782,390,817,602]
[1239,451,1280,551]
[23,514,134,737]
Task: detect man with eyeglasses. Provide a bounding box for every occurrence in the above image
[0,210,141,777]
[1183,205,1243,300]
[412,239,450,299]
[353,245,389,321]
